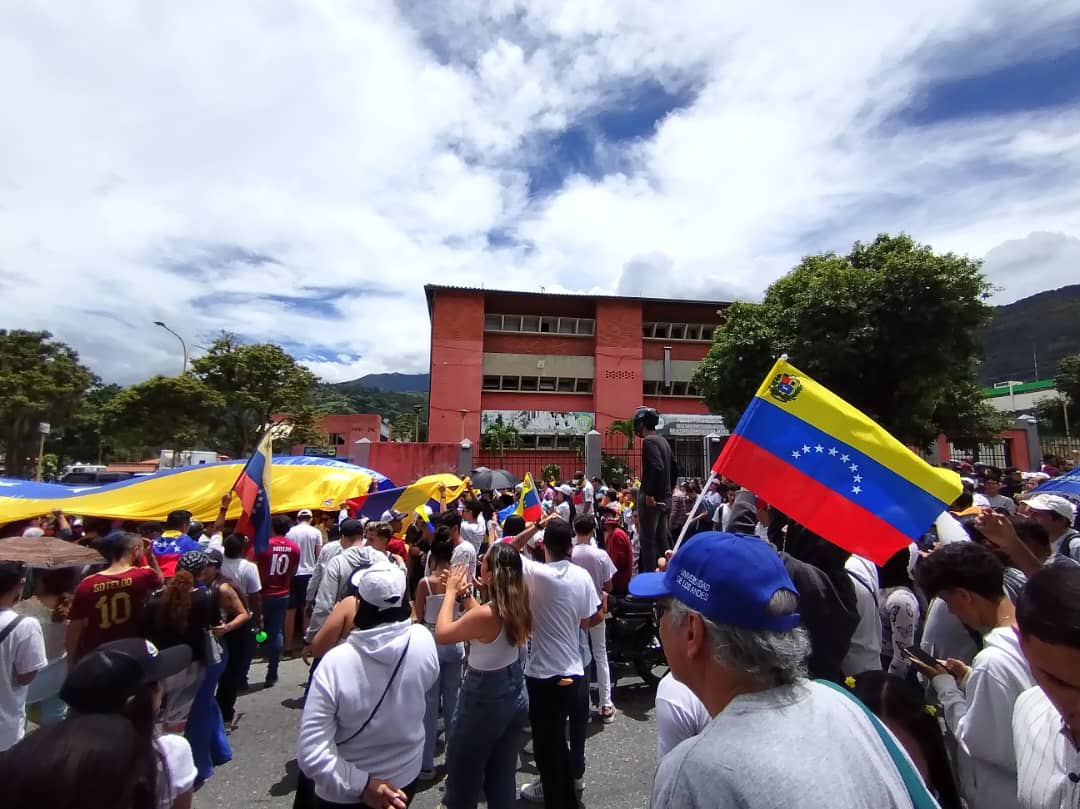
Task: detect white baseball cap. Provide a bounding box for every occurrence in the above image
[297,509,313,518]
[558,484,574,496]
[350,561,406,610]
[1026,494,1077,523]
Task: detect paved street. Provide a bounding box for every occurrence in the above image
[198,656,661,809]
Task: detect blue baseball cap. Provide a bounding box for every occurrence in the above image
[629,532,800,632]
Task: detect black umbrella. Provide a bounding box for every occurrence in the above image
[469,467,519,491]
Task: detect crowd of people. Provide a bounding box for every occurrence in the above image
[1,409,1079,809]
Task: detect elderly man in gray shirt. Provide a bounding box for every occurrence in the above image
[630,531,927,809]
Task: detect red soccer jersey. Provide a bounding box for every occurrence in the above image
[69,567,161,658]
[605,528,634,595]
[256,536,301,598]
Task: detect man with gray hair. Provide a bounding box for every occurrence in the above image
[629,531,924,809]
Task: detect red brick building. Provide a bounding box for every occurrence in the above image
[424,285,730,474]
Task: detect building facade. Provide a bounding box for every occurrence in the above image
[425,286,730,464]
[288,413,389,464]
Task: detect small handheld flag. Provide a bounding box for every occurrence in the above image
[232,431,273,553]
[499,472,543,525]
[713,358,961,564]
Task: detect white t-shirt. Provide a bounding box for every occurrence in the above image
[554,501,571,523]
[522,559,599,679]
[570,542,617,599]
[221,556,262,596]
[932,626,1034,809]
[656,673,710,759]
[0,609,47,751]
[155,734,196,809]
[286,522,323,576]
[580,481,595,514]
[451,540,478,580]
[459,519,487,552]
[841,555,882,677]
[1013,686,1080,809]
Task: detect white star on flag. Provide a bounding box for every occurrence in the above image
[840,454,850,463]
[828,447,838,456]
[792,450,801,459]
[815,445,824,453]
[850,464,858,472]
[802,444,811,454]
[853,475,862,483]
[852,485,862,494]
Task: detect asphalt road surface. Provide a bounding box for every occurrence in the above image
[198,656,661,809]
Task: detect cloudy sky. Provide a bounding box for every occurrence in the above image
[2,1,1079,384]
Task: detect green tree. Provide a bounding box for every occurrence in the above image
[1055,354,1080,410]
[103,375,225,450]
[540,463,562,485]
[694,234,1004,447]
[606,419,636,449]
[0,330,96,477]
[480,423,521,455]
[46,383,126,467]
[1034,396,1072,436]
[192,333,320,457]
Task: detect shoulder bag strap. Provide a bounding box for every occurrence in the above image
[816,679,939,809]
[0,615,26,647]
[337,634,413,746]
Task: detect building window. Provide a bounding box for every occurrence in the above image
[643,380,701,397]
[481,375,594,394]
[643,322,715,342]
[513,434,584,450]
[485,313,596,336]
[328,433,346,445]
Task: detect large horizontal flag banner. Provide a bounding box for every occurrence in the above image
[714,358,962,565]
[0,456,392,525]
[1033,466,1080,499]
[353,473,470,524]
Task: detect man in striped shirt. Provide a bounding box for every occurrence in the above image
[1013,564,1080,809]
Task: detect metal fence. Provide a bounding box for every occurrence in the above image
[474,448,583,483]
[947,440,1011,468]
[1040,437,1080,464]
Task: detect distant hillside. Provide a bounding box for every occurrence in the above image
[347,372,429,393]
[314,381,428,440]
[979,285,1080,385]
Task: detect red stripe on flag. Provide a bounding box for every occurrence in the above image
[232,472,260,539]
[716,433,914,565]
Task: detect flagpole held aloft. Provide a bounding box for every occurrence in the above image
[670,471,718,556]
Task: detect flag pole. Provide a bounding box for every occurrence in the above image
[670,470,718,555]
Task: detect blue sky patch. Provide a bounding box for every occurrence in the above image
[896,40,1080,126]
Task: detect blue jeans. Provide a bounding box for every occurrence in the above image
[186,646,231,783]
[422,632,464,771]
[263,594,289,680]
[444,663,528,809]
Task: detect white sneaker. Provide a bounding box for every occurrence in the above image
[520,780,583,803]
[600,704,616,724]
[520,782,543,803]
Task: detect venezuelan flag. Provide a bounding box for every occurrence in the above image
[232,433,273,552]
[354,473,470,524]
[498,473,543,524]
[714,358,961,564]
[0,457,390,525]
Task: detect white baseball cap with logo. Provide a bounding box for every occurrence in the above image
[1026,493,1077,523]
[350,560,406,610]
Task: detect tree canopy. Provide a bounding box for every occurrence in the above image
[694,234,1010,448]
[0,330,96,476]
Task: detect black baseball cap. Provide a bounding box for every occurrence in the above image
[61,639,192,714]
[341,518,366,537]
[204,548,224,567]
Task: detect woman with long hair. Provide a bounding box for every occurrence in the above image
[15,567,75,725]
[0,713,160,809]
[435,542,532,809]
[143,556,216,733]
[414,537,463,781]
[57,637,198,809]
[849,671,963,809]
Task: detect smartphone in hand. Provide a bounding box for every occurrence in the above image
[901,644,945,669]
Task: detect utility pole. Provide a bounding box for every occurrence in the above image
[35,422,50,481]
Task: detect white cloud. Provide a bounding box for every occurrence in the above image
[1,1,1079,385]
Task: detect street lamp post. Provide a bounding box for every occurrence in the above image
[413,405,423,442]
[153,321,189,374]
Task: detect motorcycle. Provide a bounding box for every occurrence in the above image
[604,594,669,688]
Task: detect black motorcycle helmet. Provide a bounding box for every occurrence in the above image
[632,406,660,436]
